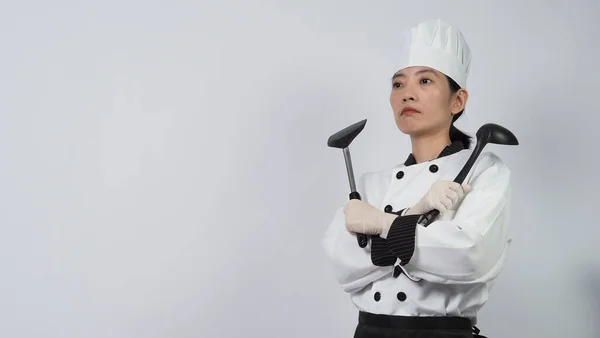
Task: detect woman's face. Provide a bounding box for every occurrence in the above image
[389,66,467,137]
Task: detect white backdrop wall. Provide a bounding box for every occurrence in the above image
[1,1,599,337]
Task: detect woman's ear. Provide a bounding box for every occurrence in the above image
[451,88,469,115]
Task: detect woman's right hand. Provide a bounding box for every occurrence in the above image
[405,180,471,216]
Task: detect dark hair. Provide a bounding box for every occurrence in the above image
[446,75,472,149]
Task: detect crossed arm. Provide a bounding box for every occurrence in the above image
[322,156,511,292]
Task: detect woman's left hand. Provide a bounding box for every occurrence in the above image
[344,200,398,238]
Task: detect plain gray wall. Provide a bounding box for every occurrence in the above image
[1,0,598,337]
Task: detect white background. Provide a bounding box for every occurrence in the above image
[1,1,599,337]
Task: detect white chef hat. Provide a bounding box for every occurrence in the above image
[394,19,471,88]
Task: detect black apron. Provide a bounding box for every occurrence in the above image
[354,312,487,338]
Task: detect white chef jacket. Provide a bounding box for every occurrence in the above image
[322,142,512,325]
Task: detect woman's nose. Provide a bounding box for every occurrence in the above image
[402,94,415,102]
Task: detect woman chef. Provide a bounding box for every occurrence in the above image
[322,19,512,338]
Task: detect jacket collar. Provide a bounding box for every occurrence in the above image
[403,141,465,166]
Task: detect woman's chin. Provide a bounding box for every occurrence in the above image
[396,123,421,136]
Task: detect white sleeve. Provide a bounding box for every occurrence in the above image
[388,154,512,284]
[321,174,394,293]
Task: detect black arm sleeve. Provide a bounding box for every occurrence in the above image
[370,209,421,266]
[385,214,422,266]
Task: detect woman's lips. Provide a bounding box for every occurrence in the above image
[401,107,419,115]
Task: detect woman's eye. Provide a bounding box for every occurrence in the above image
[392,82,403,88]
[420,78,432,84]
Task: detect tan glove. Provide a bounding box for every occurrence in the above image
[344,200,398,238]
[405,180,471,216]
